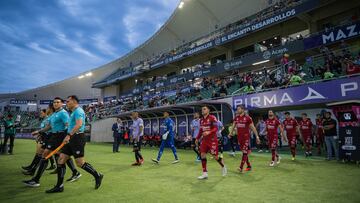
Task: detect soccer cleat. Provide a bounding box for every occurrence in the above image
[197,172,208,180]
[229,152,235,157]
[245,167,252,171]
[151,159,159,164]
[291,156,295,161]
[66,172,82,182]
[95,173,104,189]
[45,185,64,193]
[131,162,140,166]
[276,156,281,164]
[22,169,35,176]
[309,152,312,157]
[195,157,201,162]
[222,165,227,176]
[238,168,243,173]
[22,165,31,170]
[23,179,40,187]
[305,152,309,157]
[139,159,144,165]
[258,150,263,153]
[269,161,275,167]
[172,159,179,164]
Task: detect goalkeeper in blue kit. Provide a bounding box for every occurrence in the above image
[152,111,179,164]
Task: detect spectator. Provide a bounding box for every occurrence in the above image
[243,82,255,93]
[288,72,304,86]
[322,112,338,160]
[112,118,124,153]
[219,85,228,97]
[323,68,335,79]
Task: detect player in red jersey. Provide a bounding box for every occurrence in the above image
[229,105,259,173]
[299,113,314,157]
[265,110,286,166]
[195,106,227,180]
[283,112,302,161]
[315,114,325,155]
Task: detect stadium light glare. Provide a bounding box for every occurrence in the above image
[78,75,85,79]
[85,72,93,77]
[252,60,270,66]
[178,1,184,9]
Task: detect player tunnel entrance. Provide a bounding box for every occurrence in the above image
[116,101,233,137]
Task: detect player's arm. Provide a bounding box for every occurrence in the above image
[64,118,82,143]
[137,125,144,142]
[279,124,287,142]
[195,127,203,146]
[228,121,235,138]
[34,124,51,135]
[249,123,260,144]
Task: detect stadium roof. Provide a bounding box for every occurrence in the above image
[3,0,268,100]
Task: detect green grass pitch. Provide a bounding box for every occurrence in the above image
[0,139,359,203]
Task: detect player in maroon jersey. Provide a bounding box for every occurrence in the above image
[299,113,314,157]
[195,106,227,180]
[315,114,325,155]
[265,110,286,166]
[229,105,260,173]
[283,112,302,161]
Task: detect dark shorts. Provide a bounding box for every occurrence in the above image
[46,132,67,151]
[132,136,143,151]
[62,133,86,158]
[40,133,50,149]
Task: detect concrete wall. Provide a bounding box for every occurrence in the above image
[90,117,117,142]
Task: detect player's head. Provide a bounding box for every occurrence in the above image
[53,97,63,110]
[117,117,122,123]
[40,109,47,118]
[163,111,169,118]
[236,105,245,115]
[46,103,55,115]
[324,111,331,119]
[131,111,139,119]
[284,111,291,119]
[66,95,79,110]
[201,105,210,116]
[194,112,200,119]
[268,110,274,118]
[301,113,307,120]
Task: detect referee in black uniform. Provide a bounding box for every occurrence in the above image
[46,95,103,193]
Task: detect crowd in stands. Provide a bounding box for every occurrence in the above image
[103,0,305,82]
[84,43,360,122]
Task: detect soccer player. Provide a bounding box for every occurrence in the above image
[256,116,267,153]
[23,97,81,187]
[265,110,286,166]
[299,113,313,157]
[195,106,227,180]
[131,111,144,166]
[152,111,179,164]
[22,107,56,175]
[46,95,103,193]
[229,105,260,173]
[227,121,237,156]
[216,119,225,158]
[283,112,301,160]
[190,112,201,161]
[315,114,325,155]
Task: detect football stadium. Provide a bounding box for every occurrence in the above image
[0,0,360,202]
